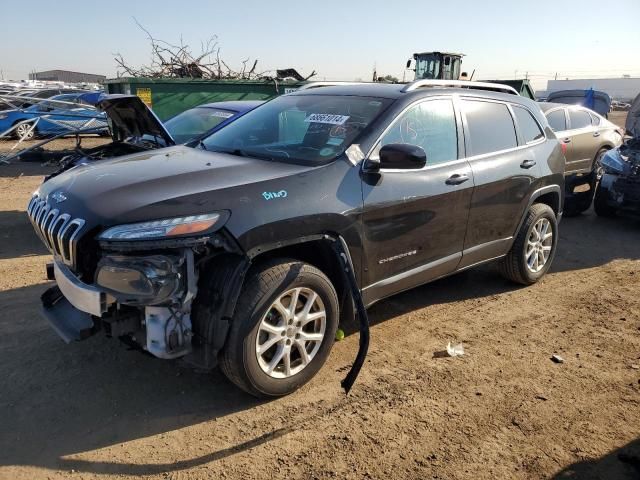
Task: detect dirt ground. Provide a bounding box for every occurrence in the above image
[1,114,639,480]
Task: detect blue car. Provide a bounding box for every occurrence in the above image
[0,93,107,139]
[163,100,265,144]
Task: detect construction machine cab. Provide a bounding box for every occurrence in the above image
[407,52,465,81]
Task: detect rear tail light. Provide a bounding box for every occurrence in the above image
[561,142,567,155]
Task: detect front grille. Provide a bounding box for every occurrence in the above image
[27,195,85,267]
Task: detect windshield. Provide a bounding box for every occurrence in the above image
[201,95,391,164]
[164,107,236,144]
[415,54,441,79]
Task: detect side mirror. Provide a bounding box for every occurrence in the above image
[406,59,412,69]
[378,143,427,170]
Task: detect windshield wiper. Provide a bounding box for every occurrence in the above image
[213,148,276,161]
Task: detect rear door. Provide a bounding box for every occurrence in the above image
[361,96,473,303]
[564,108,598,174]
[459,98,543,267]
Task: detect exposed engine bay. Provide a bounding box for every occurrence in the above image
[46,140,155,180]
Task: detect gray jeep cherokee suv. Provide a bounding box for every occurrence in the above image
[29,80,565,397]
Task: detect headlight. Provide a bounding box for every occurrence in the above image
[99,213,225,240]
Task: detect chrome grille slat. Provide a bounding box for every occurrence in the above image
[26,194,85,268]
[50,213,71,255]
[41,209,59,250]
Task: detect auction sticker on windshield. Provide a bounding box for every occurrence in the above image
[304,114,349,125]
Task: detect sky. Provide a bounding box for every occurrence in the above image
[1,0,639,90]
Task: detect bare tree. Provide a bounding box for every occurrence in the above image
[114,19,315,81]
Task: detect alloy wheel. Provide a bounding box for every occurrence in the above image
[255,287,326,379]
[525,217,553,273]
[16,123,34,140]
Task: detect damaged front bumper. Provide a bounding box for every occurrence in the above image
[41,261,113,343]
[41,250,195,360]
[600,173,640,215]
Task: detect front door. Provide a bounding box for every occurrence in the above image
[361,97,473,304]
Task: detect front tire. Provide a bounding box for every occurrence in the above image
[594,148,608,181]
[14,122,35,140]
[498,203,558,285]
[220,259,338,398]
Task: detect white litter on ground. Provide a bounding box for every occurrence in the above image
[446,342,465,357]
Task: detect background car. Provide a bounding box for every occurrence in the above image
[0,88,88,112]
[546,89,611,117]
[594,136,640,218]
[539,102,624,215]
[163,100,265,145]
[0,93,106,139]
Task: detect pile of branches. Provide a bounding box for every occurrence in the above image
[115,19,316,81]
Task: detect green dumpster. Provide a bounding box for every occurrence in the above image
[103,77,305,120]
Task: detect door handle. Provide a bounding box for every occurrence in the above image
[520,159,537,169]
[562,138,572,143]
[593,131,600,137]
[446,173,470,185]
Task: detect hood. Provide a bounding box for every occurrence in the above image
[96,95,175,146]
[36,145,313,227]
[627,92,640,137]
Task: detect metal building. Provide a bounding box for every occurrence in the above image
[546,78,640,102]
[28,70,106,84]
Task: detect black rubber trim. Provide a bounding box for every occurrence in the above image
[40,286,96,343]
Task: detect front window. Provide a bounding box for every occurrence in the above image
[165,107,236,144]
[377,98,458,165]
[415,54,441,80]
[201,95,392,165]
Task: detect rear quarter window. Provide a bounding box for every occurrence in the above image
[546,109,566,132]
[461,100,517,156]
[512,106,544,144]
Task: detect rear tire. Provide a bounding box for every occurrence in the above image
[594,183,617,218]
[220,259,338,398]
[498,203,558,285]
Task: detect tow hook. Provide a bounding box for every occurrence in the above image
[329,235,370,394]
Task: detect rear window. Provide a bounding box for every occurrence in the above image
[546,109,566,132]
[513,106,544,144]
[461,100,517,156]
[569,109,592,129]
[589,113,601,126]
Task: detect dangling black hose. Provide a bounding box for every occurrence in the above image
[330,236,370,394]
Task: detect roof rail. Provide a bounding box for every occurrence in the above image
[402,79,519,96]
[296,81,374,90]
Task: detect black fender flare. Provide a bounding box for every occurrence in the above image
[189,235,370,393]
[512,185,562,240]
